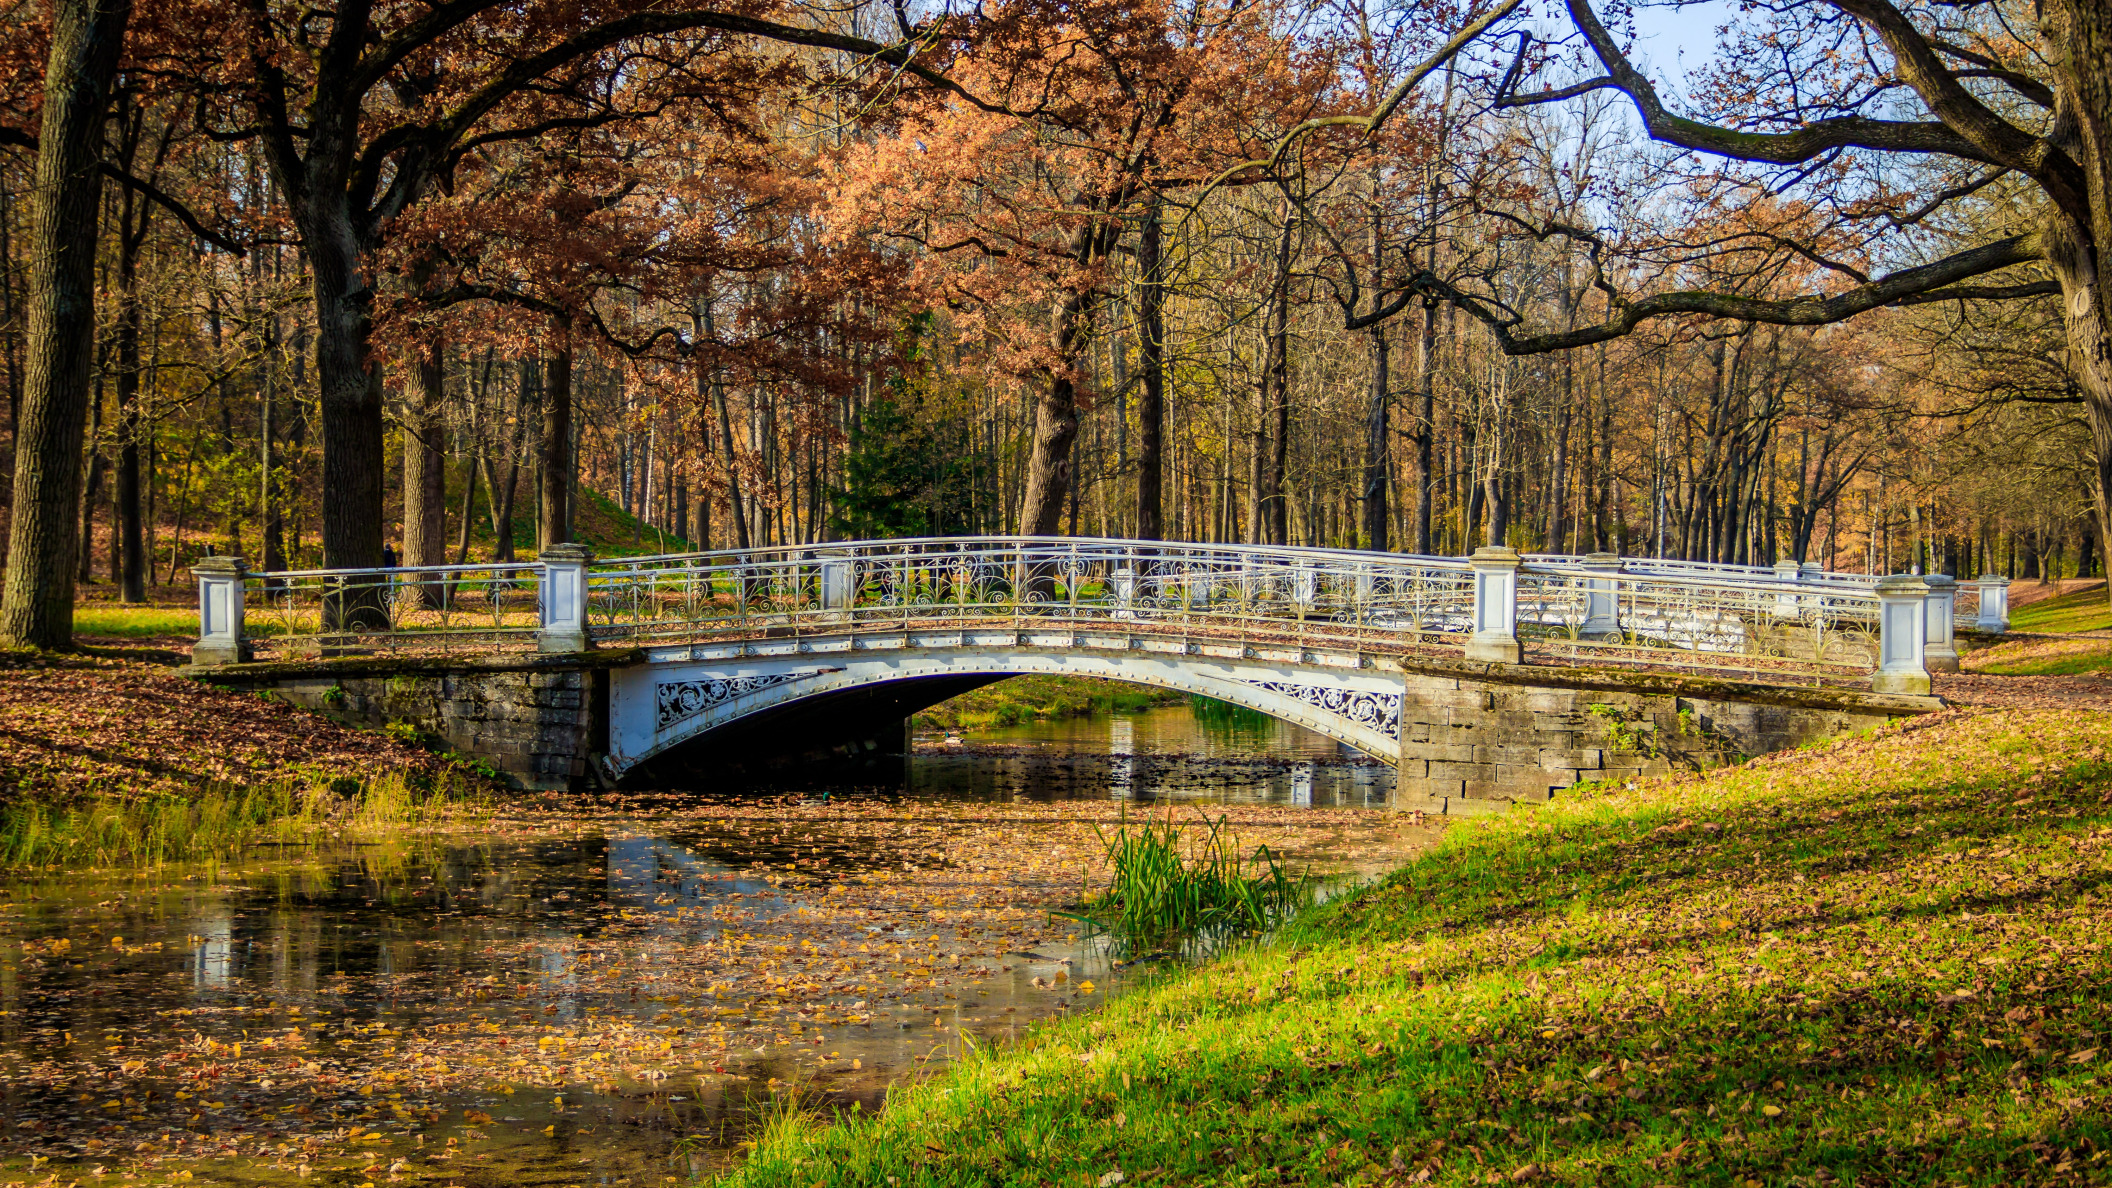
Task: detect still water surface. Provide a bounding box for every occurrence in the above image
[0,703,1401,1185]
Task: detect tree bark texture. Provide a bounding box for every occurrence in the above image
[1362,322,1390,550]
[0,0,132,650]
[1018,288,1089,536]
[1135,200,1166,541]
[402,335,447,601]
[305,211,390,629]
[2039,0,2112,602]
[1259,205,1294,545]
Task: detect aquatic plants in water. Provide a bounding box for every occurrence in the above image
[1071,811,1313,948]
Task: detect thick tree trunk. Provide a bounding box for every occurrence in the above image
[1258,208,1294,546]
[0,0,132,650]
[1135,199,1165,541]
[539,316,574,553]
[1018,289,1089,536]
[305,211,389,628]
[402,335,447,603]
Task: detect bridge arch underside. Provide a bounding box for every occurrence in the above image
[604,649,1405,787]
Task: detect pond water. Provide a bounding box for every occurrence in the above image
[0,701,1417,1188]
[912,703,1395,808]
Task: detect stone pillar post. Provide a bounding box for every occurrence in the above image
[1290,565,1317,620]
[818,552,855,623]
[1112,567,1136,620]
[1872,574,1931,695]
[1773,557,1802,617]
[191,556,248,667]
[1466,546,1522,664]
[1580,551,1621,641]
[538,542,594,653]
[1923,573,1959,673]
[1977,574,2010,633]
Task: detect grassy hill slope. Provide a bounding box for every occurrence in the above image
[723,708,2112,1187]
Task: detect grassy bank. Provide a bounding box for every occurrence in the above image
[723,708,2112,1187]
[0,769,485,868]
[914,675,1185,731]
[0,650,495,866]
[2011,584,2112,634]
[1968,637,2112,676]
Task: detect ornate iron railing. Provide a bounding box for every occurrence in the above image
[583,537,1481,658]
[190,537,1984,692]
[229,562,548,661]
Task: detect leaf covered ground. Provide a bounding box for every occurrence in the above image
[723,707,2112,1187]
[0,651,450,802]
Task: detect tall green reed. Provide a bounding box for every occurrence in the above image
[1069,811,1312,948]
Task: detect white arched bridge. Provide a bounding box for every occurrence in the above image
[188,538,1990,801]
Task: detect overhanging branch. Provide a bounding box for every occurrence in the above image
[1419,232,2046,354]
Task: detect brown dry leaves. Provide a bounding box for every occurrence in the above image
[0,652,446,801]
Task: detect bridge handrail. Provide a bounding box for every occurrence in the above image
[188,537,1989,695]
[588,534,1476,574]
[241,560,546,580]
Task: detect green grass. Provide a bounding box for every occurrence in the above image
[916,675,1183,731]
[0,769,486,869]
[72,605,199,637]
[2010,583,2112,634]
[718,709,2112,1187]
[1973,646,2112,676]
[1066,813,1313,951]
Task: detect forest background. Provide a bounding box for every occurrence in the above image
[0,0,2098,650]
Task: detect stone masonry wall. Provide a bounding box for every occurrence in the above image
[1390,673,1900,815]
[256,667,601,791]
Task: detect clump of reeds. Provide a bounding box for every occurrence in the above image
[1077,812,1312,947]
[0,769,489,870]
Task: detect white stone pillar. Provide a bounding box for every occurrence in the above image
[1872,574,1931,695]
[191,556,247,667]
[1977,574,2010,633]
[1923,573,1959,673]
[1773,557,1802,617]
[538,542,594,653]
[1112,567,1136,619]
[1580,551,1621,641]
[818,552,855,622]
[1466,546,1522,664]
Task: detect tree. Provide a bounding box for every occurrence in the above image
[1423,0,2112,575]
[828,0,1325,535]
[203,0,978,580]
[0,0,133,650]
[828,390,984,538]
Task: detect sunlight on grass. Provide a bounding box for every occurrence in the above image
[1966,635,2112,675]
[2010,583,2112,633]
[73,605,198,638]
[721,709,2112,1187]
